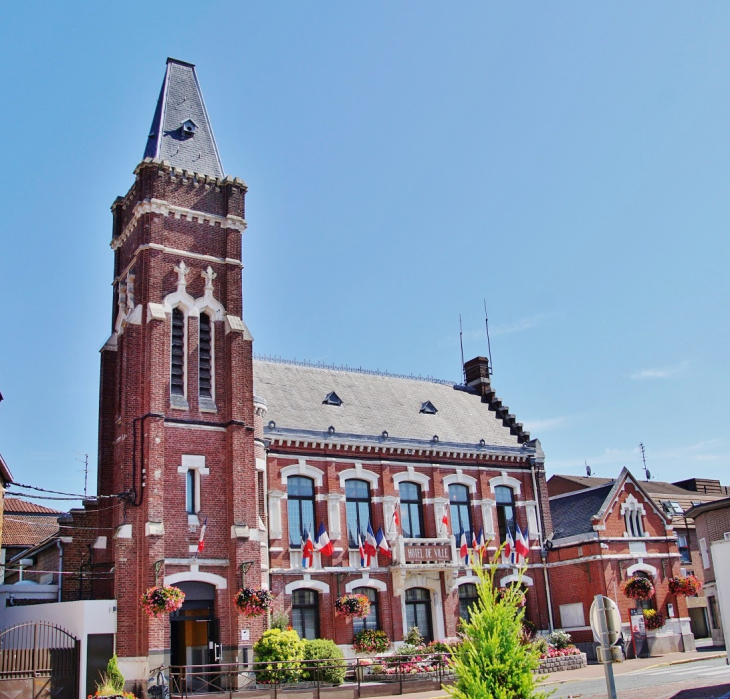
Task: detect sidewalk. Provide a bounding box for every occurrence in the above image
[370,648,728,699]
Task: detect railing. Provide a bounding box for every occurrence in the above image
[163,652,454,698]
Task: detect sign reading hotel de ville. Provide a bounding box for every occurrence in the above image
[404,543,452,563]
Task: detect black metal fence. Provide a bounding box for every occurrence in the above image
[164,652,455,698]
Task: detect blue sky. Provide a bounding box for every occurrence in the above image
[1,2,729,504]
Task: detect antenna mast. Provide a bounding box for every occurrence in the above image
[483,300,493,376]
[639,443,651,480]
[459,314,466,384]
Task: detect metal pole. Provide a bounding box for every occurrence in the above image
[595,595,618,699]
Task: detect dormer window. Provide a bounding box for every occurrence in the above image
[181,119,197,138]
[420,400,437,415]
[323,392,342,406]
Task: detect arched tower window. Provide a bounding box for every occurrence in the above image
[199,312,213,400]
[171,308,186,397]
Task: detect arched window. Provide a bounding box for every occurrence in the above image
[291,589,319,640]
[198,312,213,401]
[171,308,185,396]
[400,482,425,539]
[459,583,479,623]
[405,588,433,643]
[287,476,315,548]
[495,486,516,542]
[346,479,371,548]
[449,484,472,541]
[352,587,379,633]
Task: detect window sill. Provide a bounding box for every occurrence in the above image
[170,395,190,410]
[199,398,218,413]
[188,514,200,525]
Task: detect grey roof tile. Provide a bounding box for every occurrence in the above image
[144,59,224,178]
[253,359,522,449]
[549,484,614,539]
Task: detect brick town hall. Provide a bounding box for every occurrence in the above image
[47,59,689,686]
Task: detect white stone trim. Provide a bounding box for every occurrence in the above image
[339,463,380,490]
[345,575,388,593]
[280,459,324,487]
[326,493,345,540]
[454,574,480,588]
[402,573,445,640]
[285,578,330,594]
[392,467,430,492]
[499,573,533,587]
[626,562,657,577]
[111,198,247,251]
[488,472,522,496]
[165,569,227,589]
[268,491,286,540]
[481,500,496,537]
[443,470,478,495]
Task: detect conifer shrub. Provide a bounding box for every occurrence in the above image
[302,639,346,685]
[445,556,548,699]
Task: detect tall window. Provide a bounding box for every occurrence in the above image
[624,503,644,538]
[678,534,691,564]
[346,480,371,548]
[449,484,472,541]
[291,589,319,640]
[495,486,516,542]
[287,476,315,548]
[199,313,213,400]
[186,469,197,515]
[352,587,378,633]
[405,588,433,643]
[459,583,479,623]
[171,308,185,396]
[400,482,425,539]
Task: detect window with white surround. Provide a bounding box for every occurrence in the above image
[198,311,215,408]
[177,455,208,523]
[621,495,645,538]
[699,537,710,569]
[560,602,585,629]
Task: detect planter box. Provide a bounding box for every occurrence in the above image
[535,652,587,674]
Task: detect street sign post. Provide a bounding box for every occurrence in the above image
[590,595,622,699]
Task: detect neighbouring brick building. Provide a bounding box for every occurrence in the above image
[547,469,699,657]
[685,497,730,645]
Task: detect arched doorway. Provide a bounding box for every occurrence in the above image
[170,581,219,669]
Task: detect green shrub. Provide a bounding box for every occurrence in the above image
[302,639,346,685]
[352,629,391,654]
[546,630,572,650]
[253,629,305,683]
[532,637,549,656]
[97,655,124,693]
[445,554,547,699]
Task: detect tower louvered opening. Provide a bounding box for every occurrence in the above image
[171,308,185,396]
[199,313,212,398]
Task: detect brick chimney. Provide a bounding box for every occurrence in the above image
[464,356,493,398]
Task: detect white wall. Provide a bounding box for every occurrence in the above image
[0,599,117,699]
[710,539,730,661]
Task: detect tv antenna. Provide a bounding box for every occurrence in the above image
[459,314,466,384]
[639,443,651,480]
[483,300,494,376]
[75,452,89,498]
[585,461,592,477]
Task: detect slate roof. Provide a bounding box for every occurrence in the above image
[144,59,224,178]
[549,484,614,540]
[253,359,522,449]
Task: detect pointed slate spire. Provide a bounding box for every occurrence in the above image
[144,58,225,178]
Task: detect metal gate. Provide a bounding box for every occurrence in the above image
[0,621,80,699]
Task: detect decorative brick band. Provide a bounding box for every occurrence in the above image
[111,197,247,250]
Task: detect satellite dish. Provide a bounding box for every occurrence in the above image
[646,470,651,480]
[586,462,592,477]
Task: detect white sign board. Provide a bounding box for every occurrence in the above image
[710,539,730,660]
[590,595,622,646]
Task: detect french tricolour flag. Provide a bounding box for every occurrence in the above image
[460,532,469,565]
[515,524,530,562]
[375,525,390,557]
[358,533,367,568]
[364,523,378,564]
[302,529,315,568]
[504,528,515,563]
[315,522,334,557]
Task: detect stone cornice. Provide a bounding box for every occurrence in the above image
[111,198,247,250]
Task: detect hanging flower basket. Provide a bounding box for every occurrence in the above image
[643,609,665,630]
[141,585,185,618]
[334,593,371,619]
[623,576,655,600]
[668,575,702,597]
[235,588,274,617]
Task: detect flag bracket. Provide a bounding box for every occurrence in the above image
[153,559,164,586]
[240,561,255,588]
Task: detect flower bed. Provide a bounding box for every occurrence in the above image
[353,629,391,654]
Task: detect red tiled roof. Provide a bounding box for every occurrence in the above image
[3,498,63,515]
[2,516,59,547]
